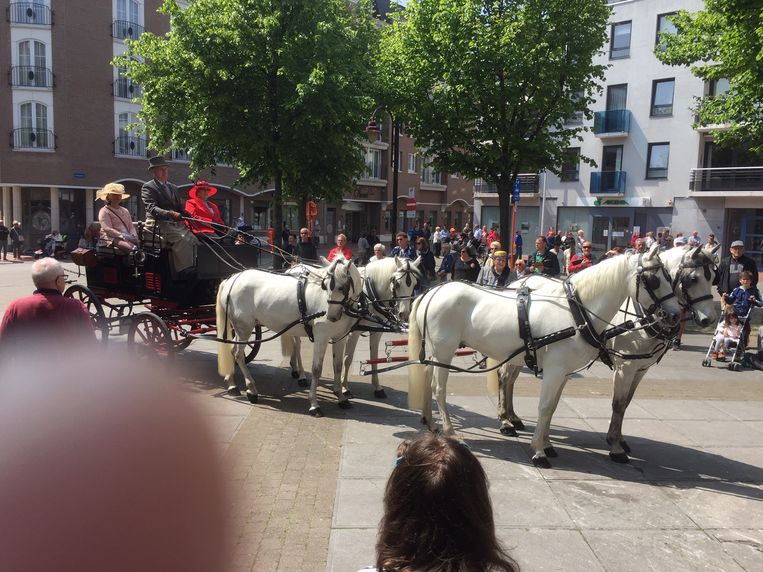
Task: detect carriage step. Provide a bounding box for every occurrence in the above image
[454,349,476,357]
[385,339,409,347]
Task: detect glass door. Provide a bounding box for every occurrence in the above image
[591,216,609,253]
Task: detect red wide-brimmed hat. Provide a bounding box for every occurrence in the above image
[189,181,218,199]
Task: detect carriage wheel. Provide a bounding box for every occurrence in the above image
[128,313,174,361]
[64,284,109,345]
[244,325,263,363]
[168,323,194,352]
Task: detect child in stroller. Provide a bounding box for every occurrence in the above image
[711,310,742,362]
[723,271,762,348]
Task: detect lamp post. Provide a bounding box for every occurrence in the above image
[365,107,399,245]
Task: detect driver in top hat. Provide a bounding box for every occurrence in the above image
[141,156,199,279]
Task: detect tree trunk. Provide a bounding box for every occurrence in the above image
[273,171,284,249]
[497,178,512,258]
[297,191,307,230]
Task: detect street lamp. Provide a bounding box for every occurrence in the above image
[365,106,400,245]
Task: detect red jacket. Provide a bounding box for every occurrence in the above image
[185,196,224,234]
[0,290,95,349]
[568,253,594,274]
[327,246,352,261]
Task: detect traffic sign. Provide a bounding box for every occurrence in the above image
[512,178,521,203]
[406,197,417,211]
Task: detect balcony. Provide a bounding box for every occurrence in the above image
[11,127,55,150]
[9,65,54,88]
[590,171,626,194]
[113,77,142,100]
[474,173,540,194]
[112,20,144,41]
[689,167,763,194]
[114,135,146,157]
[593,109,631,137]
[7,2,52,25]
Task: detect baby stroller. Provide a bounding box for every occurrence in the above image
[701,304,754,371]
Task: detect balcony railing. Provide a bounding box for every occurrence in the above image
[9,65,54,88]
[593,109,631,136]
[475,173,540,194]
[689,167,763,193]
[114,134,146,157]
[421,168,445,186]
[112,20,144,41]
[7,2,52,25]
[590,171,626,194]
[11,127,55,150]
[113,77,142,99]
[171,148,190,162]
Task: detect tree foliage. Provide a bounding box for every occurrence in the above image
[117,0,377,239]
[377,0,609,243]
[657,0,763,154]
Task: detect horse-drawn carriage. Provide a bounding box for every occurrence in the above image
[66,224,263,360]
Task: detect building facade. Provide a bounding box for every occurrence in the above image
[475,0,762,265]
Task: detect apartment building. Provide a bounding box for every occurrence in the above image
[475,0,762,264]
[0,0,269,250]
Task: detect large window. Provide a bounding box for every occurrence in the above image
[408,153,418,173]
[646,143,670,179]
[656,12,677,50]
[18,101,50,148]
[116,112,144,156]
[560,148,580,181]
[610,21,631,59]
[650,79,675,117]
[16,40,50,87]
[565,90,584,125]
[117,0,140,24]
[364,148,382,179]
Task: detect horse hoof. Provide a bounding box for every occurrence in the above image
[620,440,631,454]
[338,400,352,410]
[512,420,526,431]
[532,456,552,469]
[291,370,299,379]
[342,389,354,399]
[374,389,387,399]
[227,386,241,397]
[609,451,630,464]
[246,392,258,404]
[308,407,324,418]
[297,378,309,388]
[499,425,517,436]
[544,446,558,458]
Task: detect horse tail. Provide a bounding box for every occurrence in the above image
[407,295,427,411]
[216,278,235,378]
[280,335,294,359]
[486,358,500,395]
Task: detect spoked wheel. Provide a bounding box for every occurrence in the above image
[168,323,194,352]
[64,284,109,344]
[128,313,174,361]
[245,325,263,363]
[701,358,712,367]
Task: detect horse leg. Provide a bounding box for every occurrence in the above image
[433,365,455,435]
[233,339,259,404]
[607,364,646,463]
[340,333,360,398]
[420,364,435,430]
[497,364,522,435]
[291,337,308,388]
[369,332,386,398]
[308,335,350,417]
[531,367,568,468]
[332,338,350,403]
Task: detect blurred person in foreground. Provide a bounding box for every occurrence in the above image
[0,258,94,355]
[368,432,518,572]
[477,250,515,288]
[0,352,229,571]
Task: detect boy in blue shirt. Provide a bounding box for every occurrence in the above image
[724,271,762,347]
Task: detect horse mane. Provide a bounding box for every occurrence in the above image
[365,257,398,284]
[569,253,630,301]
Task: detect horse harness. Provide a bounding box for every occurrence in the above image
[671,250,716,309]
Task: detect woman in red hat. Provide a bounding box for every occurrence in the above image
[185,181,225,236]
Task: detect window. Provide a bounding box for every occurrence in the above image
[610,21,631,59]
[560,148,580,181]
[646,143,670,179]
[656,13,677,49]
[606,84,627,111]
[17,101,50,148]
[408,153,417,173]
[364,148,381,179]
[116,112,144,156]
[117,0,140,24]
[398,151,404,172]
[16,40,49,87]
[650,79,674,116]
[565,90,584,125]
[709,78,730,97]
[114,64,142,99]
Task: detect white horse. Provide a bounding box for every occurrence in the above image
[216,255,362,416]
[493,245,719,462]
[333,256,423,399]
[407,244,683,467]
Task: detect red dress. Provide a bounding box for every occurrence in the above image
[327,246,352,261]
[185,182,224,234]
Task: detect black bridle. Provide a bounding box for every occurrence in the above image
[634,252,677,317]
[321,262,357,310]
[389,261,422,306]
[671,249,716,310]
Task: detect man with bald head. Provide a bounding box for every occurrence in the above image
[0,258,94,353]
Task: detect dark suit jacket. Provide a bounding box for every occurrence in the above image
[141,178,184,222]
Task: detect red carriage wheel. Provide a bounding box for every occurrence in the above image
[64,284,109,344]
[128,313,174,361]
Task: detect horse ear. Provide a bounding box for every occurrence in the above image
[645,242,660,260]
[690,245,702,260]
[411,255,422,267]
[710,244,721,255]
[394,256,403,269]
[319,256,330,266]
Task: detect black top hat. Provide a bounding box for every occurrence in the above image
[147,155,170,171]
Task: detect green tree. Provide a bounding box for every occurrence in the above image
[117,0,377,245]
[657,1,763,153]
[377,0,609,245]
